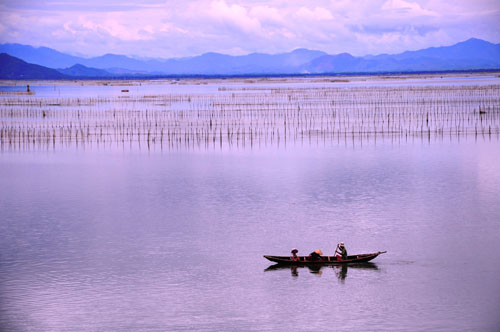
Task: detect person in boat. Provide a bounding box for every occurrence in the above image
[336,242,348,260]
[291,248,300,261]
[308,249,323,261]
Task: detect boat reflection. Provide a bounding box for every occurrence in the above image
[264,263,379,279]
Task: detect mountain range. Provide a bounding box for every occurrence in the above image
[1,38,499,79]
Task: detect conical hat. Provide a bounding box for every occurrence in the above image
[314,249,323,255]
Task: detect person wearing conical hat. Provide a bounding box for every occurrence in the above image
[308,249,322,261]
[291,248,300,261]
[336,242,347,260]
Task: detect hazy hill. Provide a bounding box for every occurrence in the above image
[382,38,500,62]
[0,44,160,72]
[0,53,117,79]
[83,54,164,72]
[304,38,500,73]
[0,44,81,69]
[57,64,112,77]
[0,44,327,74]
[305,53,362,73]
[0,53,67,79]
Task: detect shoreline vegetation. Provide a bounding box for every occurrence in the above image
[1,74,499,151]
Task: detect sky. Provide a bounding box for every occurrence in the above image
[0,0,499,58]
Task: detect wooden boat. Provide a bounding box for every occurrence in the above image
[263,251,386,265]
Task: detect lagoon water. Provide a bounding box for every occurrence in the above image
[1,77,500,331]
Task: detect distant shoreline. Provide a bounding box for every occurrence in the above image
[1,70,499,85]
[7,68,500,81]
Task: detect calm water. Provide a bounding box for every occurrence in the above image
[1,78,500,331]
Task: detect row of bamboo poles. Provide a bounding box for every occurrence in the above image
[1,84,499,151]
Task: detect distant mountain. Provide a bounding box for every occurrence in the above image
[83,54,164,72]
[148,49,327,75]
[304,38,500,73]
[0,53,116,79]
[77,48,327,75]
[0,53,67,79]
[0,44,327,75]
[0,44,160,72]
[380,38,500,62]
[305,53,362,73]
[0,44,82,69]
[1,38,499,76]
[57,64,112,77]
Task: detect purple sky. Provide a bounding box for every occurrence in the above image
[1,0,499,58]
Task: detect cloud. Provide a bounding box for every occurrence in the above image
[295,7,334,21]
[249,6,284,26]
[66,13,157,41]
[382,0,438,16]
[208,0,262,35]
[0,0,499,57]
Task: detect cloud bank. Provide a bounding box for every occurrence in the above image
[0,0,499,58]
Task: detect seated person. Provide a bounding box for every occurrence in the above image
[291,248,300,261]
[308,249,323,261]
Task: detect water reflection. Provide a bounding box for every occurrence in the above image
[264,262,379,280]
